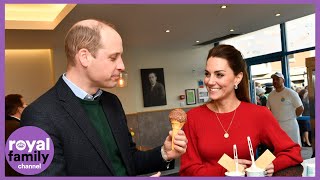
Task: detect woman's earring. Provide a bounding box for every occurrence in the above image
[234,84,238,89]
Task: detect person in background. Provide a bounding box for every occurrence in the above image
[290,82,297,91]
[295,87,302,93]
[21,19,187,176]
[256,87,267,106]
[256,86,269,155]
[255,82,263,105]
[144,72,166,107]
[298,89,312,147]
[179,45,302,176]
[5,94,27,176]
[264,83,273,99]
[267,72,304,146]
[5,94,27,140]
[255,82,262,88]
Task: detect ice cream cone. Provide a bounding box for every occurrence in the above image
[171,119,185,150]
[169,108,187,151]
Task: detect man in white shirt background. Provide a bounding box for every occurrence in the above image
[267,72,304,146]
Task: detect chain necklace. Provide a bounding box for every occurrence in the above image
[214,109,237,138]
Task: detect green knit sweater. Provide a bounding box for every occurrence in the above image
[79,98,127,176]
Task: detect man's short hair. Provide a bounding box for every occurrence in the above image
[64,19,115,65]
[5,94,23,116]
[149,72,157,77]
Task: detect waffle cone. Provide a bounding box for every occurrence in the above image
[171,119,185,150]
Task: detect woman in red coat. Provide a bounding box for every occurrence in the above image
[179,45,303,176]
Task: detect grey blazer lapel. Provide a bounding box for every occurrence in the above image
[56,78,116,175]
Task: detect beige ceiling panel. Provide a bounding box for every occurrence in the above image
[5,4,76,30]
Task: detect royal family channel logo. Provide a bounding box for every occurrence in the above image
[5,126,54,175]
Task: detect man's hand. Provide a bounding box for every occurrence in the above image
[162,130,188,160]
[150,171,161,177]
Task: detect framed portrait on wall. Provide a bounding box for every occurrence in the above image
[185,89,196,105]
[140,68,167,107]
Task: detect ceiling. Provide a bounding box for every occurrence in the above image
[6,4,315,50]
[5,4,76,30]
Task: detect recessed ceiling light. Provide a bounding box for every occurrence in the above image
[221,5,227,9]
[275,13,281,17]
[230,29,234,32]
[196,40,200,43]
[165,29,170,33]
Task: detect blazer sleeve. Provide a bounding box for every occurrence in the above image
[20,106,66,176]
[179,114,225,176]
[259,108,303,172]
[113,95,172,175]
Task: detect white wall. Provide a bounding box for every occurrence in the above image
[52,45,212,114]
[6,28,213,115]
[5,49,55,104]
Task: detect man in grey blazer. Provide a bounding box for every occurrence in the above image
[21,19,187,176]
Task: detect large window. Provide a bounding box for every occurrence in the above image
[218,13,315,105]
[286,14,315,52]
[220,25,282,59]
[288,50,315,90]
[251,61,282,86]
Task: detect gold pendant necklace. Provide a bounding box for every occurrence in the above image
[214,109,237,139]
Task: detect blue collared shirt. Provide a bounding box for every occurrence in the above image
[62,73,102,100]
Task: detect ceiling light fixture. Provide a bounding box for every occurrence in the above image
[221,5,227,9]
[275,13,281,17]
[117,71,128,88]
[165,30,170,33]
[230,29,234,32]
[196,40,200,43]
[5,4,76,30]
